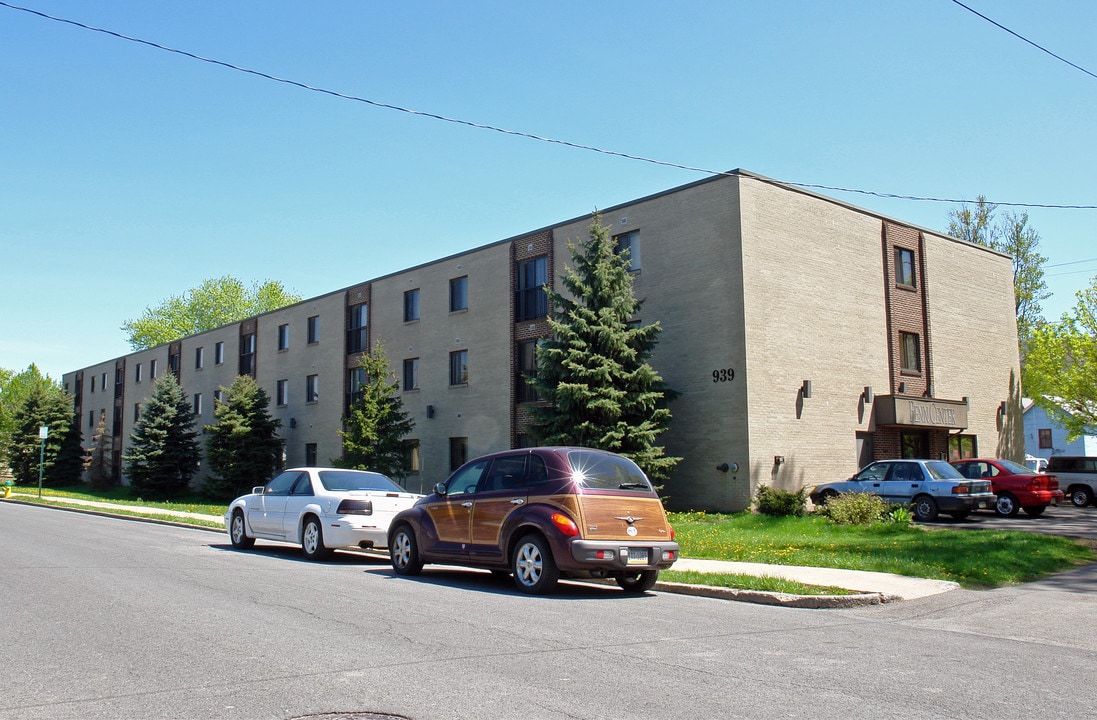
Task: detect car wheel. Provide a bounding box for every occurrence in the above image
[616,570,659,593]
[817,490,838,506]
[911,495,939,522]
[229,510,255,550]
[301,516,333,561]
[1069,487,1094,507]
[1023,505,1047,517]
[390,525,423,576]
[995,493,1021,518]
[511,534,560,595]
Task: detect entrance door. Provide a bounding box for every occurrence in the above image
[901,431,928,459]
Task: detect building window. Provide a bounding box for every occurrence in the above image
[90,375,96,393]
[307,316,319,344]
[214,389,224,403]
[133,403,141,422]
[102,373,108,390]
[346,367,365,411]
[195,347,204,369]
[900,332,921,373]
[88,410,95,428]
[278,324,290,351]
[193,393,203,416]
[135,363,142,383]
[403,439,420,474]
[403,358,419,391]
[449,437,468,472]
[895,247,915,288]
[614,230,641,271]
[305,443,318,467]
[450,276,468,312]
[949,434,978,461]
[404,289,420,322]
[150,359,158,379]
[306,374,319,403]
[240,333,256,375]
[1038,428,1052,449]
[215,341,225,365]
[347,303,368,354]
[449,350,468,386]
[516,256,548,321]
[516,340,542,403]
[276,379,288,407]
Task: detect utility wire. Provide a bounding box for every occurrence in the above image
[950,0,1097,81]
[4,0,1095,210]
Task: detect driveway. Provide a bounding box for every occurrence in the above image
[928,503,1097,542]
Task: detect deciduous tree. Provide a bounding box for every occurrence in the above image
[204,375,283,501]
[122,372,200,500]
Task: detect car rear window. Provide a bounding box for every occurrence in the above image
[317,470,404,492]
[566,450,653,492]
[925,461,964,480]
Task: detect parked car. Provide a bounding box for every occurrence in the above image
[387,447,679,594]
[807,459,996,522]
[1024,455,1049,473]
[224,468,423,561]
[1044,456,1097,507]
[950,458,1063,517]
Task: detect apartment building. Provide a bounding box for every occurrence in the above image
[63,170,1022,511]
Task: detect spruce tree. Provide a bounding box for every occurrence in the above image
[335,343,415,479]
[123,372,200,500]
[528,214,680,484]
[204,374,283,501]
[87,414,115,490]
[8,384,80,487]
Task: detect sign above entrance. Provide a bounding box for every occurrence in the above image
[873,396,968,429]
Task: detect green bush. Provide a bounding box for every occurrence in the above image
[754,485,807,517]
[886,505,914,526]
[820,492,888,525]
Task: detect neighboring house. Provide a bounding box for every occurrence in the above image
[62,170,1021,512]
[1023,397,1097,463]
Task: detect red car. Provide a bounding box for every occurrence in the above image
[950,458,1063,517]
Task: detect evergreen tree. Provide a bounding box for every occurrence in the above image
[528,214,680,484]
[8,384,79,487]
[87,414,115,490]
[52,412,86,486]
[123,372,200,500]
[204,375,283,501]
[335,343,415,479]
[0,364,55,472]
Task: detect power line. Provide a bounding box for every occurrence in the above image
[4,0,1096,211]
[950,0,1097,81]
[1046,257,1097,268]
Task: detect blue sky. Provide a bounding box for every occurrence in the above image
[2,1,1094,381]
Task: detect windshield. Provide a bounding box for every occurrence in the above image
[567,450,653,492]
[317,470,404,492]
[925,461,964,480]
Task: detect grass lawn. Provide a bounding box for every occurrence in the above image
[668,510,1096,589]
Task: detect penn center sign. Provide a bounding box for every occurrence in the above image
[874,396,969,429]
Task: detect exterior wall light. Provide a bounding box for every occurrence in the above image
[774,455,784,466]
[862,386,873,403]
[801,380,812,399]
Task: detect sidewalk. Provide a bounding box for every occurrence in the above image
[5,494,958,606]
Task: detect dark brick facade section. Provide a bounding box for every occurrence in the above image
[344,283,372,411]
[510,230,553,447]
[881,222,931,398]
[112,357,126,481]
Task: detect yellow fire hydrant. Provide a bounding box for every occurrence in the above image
[2,481,12,499]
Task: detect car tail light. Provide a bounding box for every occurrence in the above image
[952,485,970,495]
[1047,474,1059,490]
[551,512,580,537]
[663,550,677,562]
[669,525,676,541]
[336,499,373,515]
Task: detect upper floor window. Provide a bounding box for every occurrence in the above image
[449,350,469,386]
[614,230,641,271]
[278,324,290,351]
[307,316,319,344]
[306,374,319,403]
[90,375,96,393]
[215,341,225,365]
[240,333,256,375]
[450,276,468,312]
[135,363,142,383]
[895,247,915,288]
[347,303,368,354]
[346,367,365,411]
[900,332,921,373]
[195,347,204,369]
[150,359,158,379]
[276,379,288,407]
[516,256,548,321]
[193,393,203,416]
[403,358,420,392]
[404,289,420,322]
[516,340,543,403]
[1038,428,1052,449]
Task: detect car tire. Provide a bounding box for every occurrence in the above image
[301,516,333,561]
[390,524,423,576]
[1023,505,1047,517]
[229,510,255,550]
[817,490,838,506]
[911,495,939,522]
[995,493,1021,518]
[1069,487,1094,508]
[617,570,659,593]
[512,533,560,595]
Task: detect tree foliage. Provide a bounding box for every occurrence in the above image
[947,196,1049,360]
[1024,277,1097,440]
[122,372,201,500]
[0,364,55,471]
[87,414,114,490]
[335,343,415,479]
[121,276,302,350]
[528,215,680,484]
[203,375,283,501]
[8,382,82,487]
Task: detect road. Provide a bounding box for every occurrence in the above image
[2,502,1096,720]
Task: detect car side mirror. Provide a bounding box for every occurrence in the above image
[253,486,265,495]
[434,482,448,496]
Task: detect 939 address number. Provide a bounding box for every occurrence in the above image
[712,368,735,383]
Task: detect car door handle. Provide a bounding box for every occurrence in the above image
[510,498,525,505]
[462,501,473,508]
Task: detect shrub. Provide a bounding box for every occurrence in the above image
[820,492,889,525]
[886,505,914,526]
[754,485,807,517]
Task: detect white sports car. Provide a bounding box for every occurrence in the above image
[224,468,423,561]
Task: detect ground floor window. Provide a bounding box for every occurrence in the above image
[305,443,317,467]
[901,431,928,459]
[948,434,978,461]
[449,437,468,471]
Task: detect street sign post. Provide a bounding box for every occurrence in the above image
[38,426,48,499]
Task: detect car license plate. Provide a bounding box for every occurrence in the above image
[627,548,650,565]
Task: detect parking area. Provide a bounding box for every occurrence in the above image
[932,503,1097,542]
